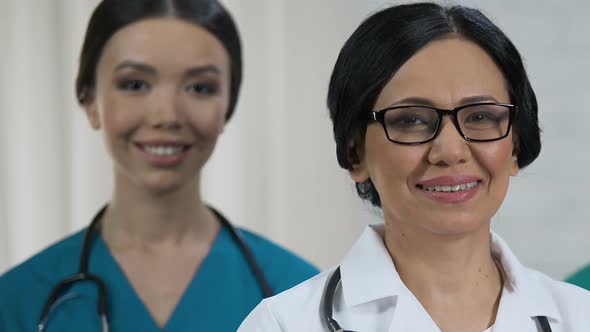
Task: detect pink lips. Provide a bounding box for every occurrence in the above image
[416,175,481,204]
[134,140,192,168]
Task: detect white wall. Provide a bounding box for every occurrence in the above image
[0,0,588,280]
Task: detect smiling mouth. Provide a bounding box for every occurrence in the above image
[139,144,191,156]
[416,180,481,192]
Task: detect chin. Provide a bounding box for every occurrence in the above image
[139,172,195,195]
[141,181,184,195]
[422,214,490,236]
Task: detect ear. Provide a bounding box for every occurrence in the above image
[349,161,370,183]
[347,137,370,183]
[510,151,519,176]
[509,134,520,176]
[82,95,101,130]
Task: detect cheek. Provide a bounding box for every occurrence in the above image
[364,127,426,191]
[185,101,226,139]
[99,98,142,138]
[472,138,516,178]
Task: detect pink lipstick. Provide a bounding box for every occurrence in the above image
[416,176,481,204]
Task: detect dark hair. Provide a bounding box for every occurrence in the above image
[327,2,541,207]
[76,0,242,121]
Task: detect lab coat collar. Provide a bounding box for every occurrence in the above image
[339,225,562,322]
[339,224,408,307]
[490,232,561,322]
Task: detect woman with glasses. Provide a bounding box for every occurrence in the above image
[239,3,590,331]
[0,1,318,331]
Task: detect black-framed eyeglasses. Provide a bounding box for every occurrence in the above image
[368,102,518,145]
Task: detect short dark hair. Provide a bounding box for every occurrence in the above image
[327,3,541,207]
[76,0,242,121]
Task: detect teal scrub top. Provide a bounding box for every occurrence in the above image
[566,263,590,291]
[0,224,319,332]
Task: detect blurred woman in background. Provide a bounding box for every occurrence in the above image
[0,1,317,331]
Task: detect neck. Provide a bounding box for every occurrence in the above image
[101,172,218,251]
[383,220,503,324]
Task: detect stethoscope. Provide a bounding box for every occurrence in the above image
[38,204,273,332]
[323,267,553,332]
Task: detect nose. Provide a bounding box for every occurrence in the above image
[148,88,182,130]
[427,117,471,166]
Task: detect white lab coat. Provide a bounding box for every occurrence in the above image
[238,225,590,331]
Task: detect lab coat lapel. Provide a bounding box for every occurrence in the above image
[490,232,561,331]
[339,225,440,331]
[387,293,441,332]
[492,287,540,332]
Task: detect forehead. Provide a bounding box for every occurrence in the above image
[374,37,509,109]
[97,18,230,73]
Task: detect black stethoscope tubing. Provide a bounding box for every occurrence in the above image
[323,267,552,332]
[38,204,273,331]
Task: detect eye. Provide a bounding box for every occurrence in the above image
[383,107,438,131]
[465,112,498,123]
[186,82,219,96]
[117,79,149,92]
[388,114,427,128]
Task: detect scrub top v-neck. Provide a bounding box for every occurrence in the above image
[0,224,318,332]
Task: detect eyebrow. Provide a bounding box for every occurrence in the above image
[114,60,222,78]
[183,65,221,78]
[114,61,157,75]
[387,95,500,108]
[459,95,500,104]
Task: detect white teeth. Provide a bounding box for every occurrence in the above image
[143,145,183,156]
[423,181,478,192]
